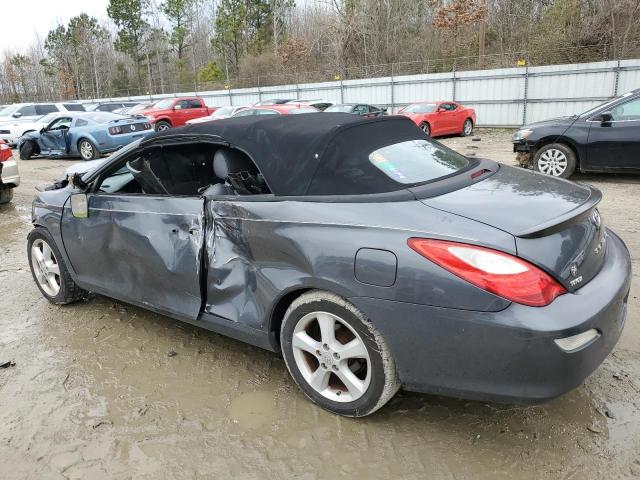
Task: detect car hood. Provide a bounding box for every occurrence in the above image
[140,107,167,115]
[61,158,109,180]
[522,115,578,130]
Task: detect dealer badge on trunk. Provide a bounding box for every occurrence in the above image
[569,263,583,287]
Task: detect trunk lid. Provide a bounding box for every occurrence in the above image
[421,165,606,292]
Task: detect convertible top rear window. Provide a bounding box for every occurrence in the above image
[369,140,468,184]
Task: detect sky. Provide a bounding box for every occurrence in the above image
[0,0,110,51]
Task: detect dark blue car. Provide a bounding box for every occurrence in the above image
[19,112,152,161]
[27,113,631,417]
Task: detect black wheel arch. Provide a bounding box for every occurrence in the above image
[533,136,581,169]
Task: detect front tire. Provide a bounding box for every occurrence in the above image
[19,141,35,160]
[280,290,400,417]
[419,122,431,136]
[27,228,87,304]
[155,121,171,132]
[534,143,576,178]
[78,139,99,161]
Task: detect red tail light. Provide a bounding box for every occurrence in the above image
[0,142,12,162]
[408,238,566,307]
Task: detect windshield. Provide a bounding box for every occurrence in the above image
[213,107,234,117]
[125,103,152,115]
[152,99,175,109]
[402,103,437,114]
[85,113,126,124]
[579,92,633,118]
[39,113,59,124]
[0,105,19,117]
[325,105,353,113]
[369,139,469,185]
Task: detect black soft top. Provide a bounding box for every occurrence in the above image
[143,113,428,196]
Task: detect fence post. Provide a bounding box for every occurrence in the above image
[613,59,621,96]
[452,62,457,101]
[228,87,233,106]
[257,76,262,103]
[339,74,344,103]
[390,63,396,112]
[522,64,529,126]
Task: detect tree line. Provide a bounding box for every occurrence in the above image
[2,0,639,104]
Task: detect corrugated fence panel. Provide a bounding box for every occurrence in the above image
[393,73,453,105]
[81,59,640,126]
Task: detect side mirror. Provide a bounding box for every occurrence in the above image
[70,193,88,218]
[39,127,45,134]
[12,112,22,118]
[599,111,613,124]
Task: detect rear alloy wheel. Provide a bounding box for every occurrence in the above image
[534,143,576,178]
[280,290,399,417]
[420,122,431,136]
[27,228,86,304]
[78,139,99,161]
[461,118,473,137]
[155,121,171,132]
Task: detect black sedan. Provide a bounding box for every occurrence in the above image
[325,103,386,117]
[27,114,630,417]
[513,88,640,178]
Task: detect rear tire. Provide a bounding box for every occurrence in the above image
[420,122,431,136]
[461,118,473,137]
[280,290,400,417]
[0,188,13,204]
[534,143,576,178]
[78,139,99,161]
[19,141,35,160]
[27,227,87,304]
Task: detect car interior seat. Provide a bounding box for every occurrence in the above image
[205,148,256,196]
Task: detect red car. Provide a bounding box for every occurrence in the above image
[231,104,320,116]
[398,101,476,137]
[141,97,216,131]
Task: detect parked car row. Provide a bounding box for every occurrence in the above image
[3,88,638,180]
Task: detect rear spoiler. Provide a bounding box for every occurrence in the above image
[516,185,602,238]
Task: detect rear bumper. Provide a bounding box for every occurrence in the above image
[350,229,631,404]
[0,159,20,188]
[0,133,17,145]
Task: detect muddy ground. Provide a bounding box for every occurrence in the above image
[1,129,640,479]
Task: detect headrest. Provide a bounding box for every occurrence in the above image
[213,148,253,179]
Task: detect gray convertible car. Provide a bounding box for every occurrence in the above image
[28,113,631,417]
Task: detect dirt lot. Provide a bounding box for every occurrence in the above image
[1,129,640,479]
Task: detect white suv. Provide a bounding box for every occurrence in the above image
[0,103,85,145]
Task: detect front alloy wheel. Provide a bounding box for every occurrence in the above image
[27,228,86,304]
[420,122,430,136]
[30,238,61,297]
[281,290,399,417]
[534,143,576,178]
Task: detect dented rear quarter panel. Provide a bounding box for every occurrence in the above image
[204,199,515,350]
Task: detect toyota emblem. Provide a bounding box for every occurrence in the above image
[570,264,578,277]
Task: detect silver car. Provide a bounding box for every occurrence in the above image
[0,141,19,203]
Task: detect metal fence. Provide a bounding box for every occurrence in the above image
[84,58,640,127]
